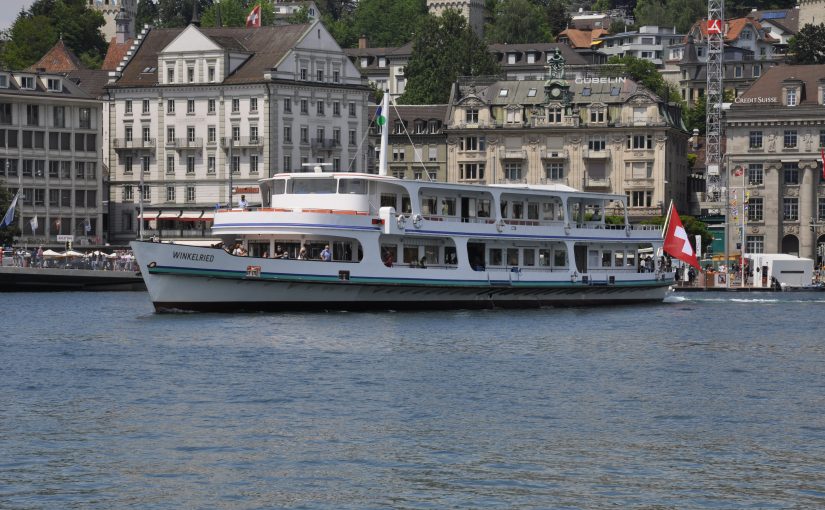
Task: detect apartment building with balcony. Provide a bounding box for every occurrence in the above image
[442,52,689,221]
[597,26,684,68]
[0,69,105,246]
[104,21,370,243]
[725,65,825,264]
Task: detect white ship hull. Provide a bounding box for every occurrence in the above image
[132,241,672,312]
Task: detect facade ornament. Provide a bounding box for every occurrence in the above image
[784,225,799,235]
[804,133,813,152]
[751,226,760,234]
[767,133,776,152]
[785,186,799,197]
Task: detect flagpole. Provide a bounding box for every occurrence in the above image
[662,199,673,239]
[139,161,144,241]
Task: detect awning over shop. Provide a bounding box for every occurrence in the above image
[200,211,215,221]
[137,210,161,220]
[158,210,183,220]
[179,211,205,221]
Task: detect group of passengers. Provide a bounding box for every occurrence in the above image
[224,242,332,262]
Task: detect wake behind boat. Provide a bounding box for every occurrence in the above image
[131,172,674,312]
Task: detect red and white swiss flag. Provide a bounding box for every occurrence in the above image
[246,4,261,28]
[663,203,700,270]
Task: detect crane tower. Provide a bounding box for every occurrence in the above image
[705,0,725,205]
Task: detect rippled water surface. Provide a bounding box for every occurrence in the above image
[2,291,825,509]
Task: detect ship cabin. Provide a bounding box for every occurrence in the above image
[240,173,660,275]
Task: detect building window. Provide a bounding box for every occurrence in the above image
[284,155,291,172]
[787,88,797,107]
[504,162,522,181]
[208,126,216,144]
[142,126,151,143]
[784,197,799,221]
[186,186,195,202]
[142,156,150,174]
[333,128,340,146]
[166,155,175,174]
[208,66,215,82]
[232,126,240,142]
[734,65,742,78]
[26,104,39,126]
[753,65,761,78]
[141,184,151,201]
[349,102,356,117]
[627,134,653,150]
[187,126,196,142]
[166,185,176,202]
[21,76,35,89]
[749,131,762,149]
[459,163,484,180]
[125,100,132,114]
[300,68,307,80]
[283,98,291,113]
[349,129,356,146]
[590,108,605,123]
[300,99,308,114]
[167,99,175,114]
[123,185,133,201]
[784,162,799,184]
[549,107,562,123]
[316,69,324,82]
[300,126,308,143]
[250,98,258,112]
[317,100,324,116]
[748,197,763,221]
[545,162,564,180]
[232,98,240,113]
[250,125,258,143]
[333,101,340,116]
[588,136,606,151]
[207,155,215,174]
[187,99,195,114]
[250,155,258,174]
[626,190,653,207]
[186,155,195,174]
[333,70,340,83]
[284,125,292,143]
[208,99,216,114]
[167,126,176,143]
[746,235,764,254]
[466,108,478,123]
[819,197,825,221]
[142,99,150,114]
[232,155,240,174]
[459,136,485,151]
[784,130,797,149]
[167,66,174,83]
[819,129,825,148]
[392,148,405,162]
[187,67,194,83]
[748,163,763,185]
[53,106,65,128]
[124,155,133,174]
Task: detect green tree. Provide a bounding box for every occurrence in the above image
[667,0,706,33]
[201,0,279,27]
[485,0,551,44]
[400,9,499,104]
[789,23,825,64]
[1,0,107,70]
[539,0,570,38]
[592,0,612,11]
[324,0,427,48]
[606,55,667,97]
[633,0,669,28]
[684,90,734,134]
[135,0,159,29]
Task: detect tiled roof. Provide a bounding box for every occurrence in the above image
[67,69,110,98]
[26,39,84,73]
[370,104,448,125]
[457,77,651,107]
[487,43,587,66]
[736,64,825,107]
[102,37,134,71]
[689,17,772,43]
[111,24,311,88]
[558,28,609,49]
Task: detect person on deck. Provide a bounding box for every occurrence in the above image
[237,195,248,209]
[320,245,332,261]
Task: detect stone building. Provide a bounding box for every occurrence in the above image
[426,0,484,37]
[725,64,825,262]
[442,51,690,221]
[104,21,371,243]
[368,104,448,181]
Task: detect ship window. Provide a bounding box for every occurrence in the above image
[554,249,567,267]
[523,249,535,266]
[421,196,437,214]
[488,248,503,266]
[602,251,612,267]
[289,178,336,194]
[272,179,286,194]
[539,249,552,266]
[338,179,366,194]
[507,249,519,266]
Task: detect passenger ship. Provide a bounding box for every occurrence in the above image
[131,172,673,312]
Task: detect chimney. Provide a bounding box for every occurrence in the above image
[358,35,368,49]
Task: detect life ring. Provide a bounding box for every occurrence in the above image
[495,219,505,232]
[396,214,407,230]
[412,214,423,229]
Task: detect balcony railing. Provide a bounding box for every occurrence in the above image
[221,137,264,148]
[501,148,527,160]
[584,176,611,189]
[113,138,156,150]
[310,138,341,150]
[540,149,568,160]
[583,148,610,159]
[169,138,203,149]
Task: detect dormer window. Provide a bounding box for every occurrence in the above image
[360,57,368,68]
[499,88,509,97]
[378,57,387,68]
[526,53,536,64]
[187,66,194,83]
[466,108,478,123]
[507,53,516,64]
[0,74,7,88]
[316,69,323,82]
[208,65,215,82]
[166,66,174,84]
[21,76,35,90]
[786,87,798,107]
[47,78,62,92]
[527,88,537,97]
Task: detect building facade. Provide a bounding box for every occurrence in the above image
[105,21,371,243]
[725,64,825,263]
[88,0,137,41]
[369,104,448,181]
[597,26,684,68]
[0,70,104,245]
[442,53,690,221]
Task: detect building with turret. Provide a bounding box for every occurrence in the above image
[87,0,136,41]
[426,0,484,37]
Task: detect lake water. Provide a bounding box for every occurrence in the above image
[2,291,825,509]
